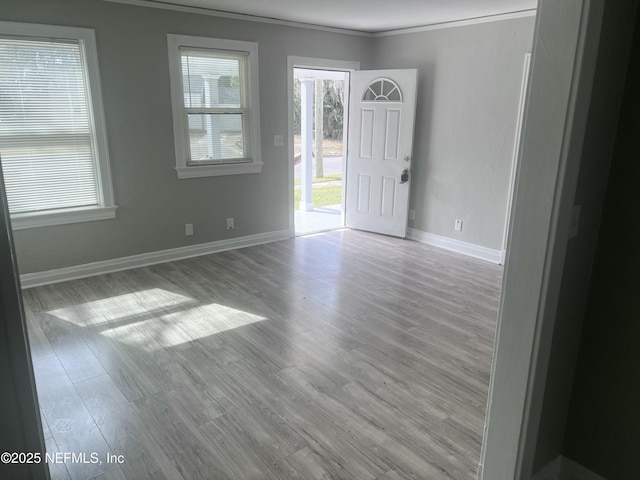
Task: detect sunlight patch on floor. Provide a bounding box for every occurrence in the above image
[47,288,267,350]
[100,303,266,349]
[47,288,196,327]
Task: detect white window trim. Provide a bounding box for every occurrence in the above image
[0,21,117,230]
[167,34,262,178]
[11,206,118,231]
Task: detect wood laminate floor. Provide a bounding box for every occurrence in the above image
[23,230,503,480]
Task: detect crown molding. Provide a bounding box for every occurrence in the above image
[101,0,372,36]
[374,9,537,37]
[101,0,536,38]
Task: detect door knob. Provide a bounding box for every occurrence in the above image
[400,168,409,184]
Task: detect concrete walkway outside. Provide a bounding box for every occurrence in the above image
[294,155,344,235]
[295,204,343,235]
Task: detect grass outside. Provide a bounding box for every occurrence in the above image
[294,185,342,210]
[294,136,343,209]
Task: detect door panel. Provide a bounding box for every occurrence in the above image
[381,176,397,217]
[384,109,401,161]
[357,174,372,213]
[346,69,417,237]
[360,109,375,158]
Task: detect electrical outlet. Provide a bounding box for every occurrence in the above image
[273,135,284,147]
[226,217,234,230]
[409,209,416,221]
[185,223,194,236]
[455,219,463,232]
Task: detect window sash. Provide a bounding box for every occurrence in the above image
[0,35,101,215]
[179,47,249,110]
[184,111,251,165]
[168,35,261,178]
[177,43,254,165]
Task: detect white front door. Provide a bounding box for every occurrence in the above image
[345,69,418,237]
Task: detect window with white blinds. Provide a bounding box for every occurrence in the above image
[180,48,250,164]
[0,22,115,230]
[168,35,262,178]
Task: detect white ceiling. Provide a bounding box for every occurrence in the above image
[145,0,538,33]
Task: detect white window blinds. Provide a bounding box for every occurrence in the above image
[179,47,251,164]
[0,36,99,214]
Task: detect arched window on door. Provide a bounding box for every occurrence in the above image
[362,78,403,102]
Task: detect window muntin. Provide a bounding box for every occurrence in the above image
[0,22,115,230]
[362,78,403,102]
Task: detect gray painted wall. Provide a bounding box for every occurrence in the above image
[1,0,535,274]
[371,18,535,251]
[1,0,372,274]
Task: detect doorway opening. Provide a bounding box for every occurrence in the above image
[292,67,348,236]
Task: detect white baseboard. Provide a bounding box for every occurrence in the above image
[532,456,607,480]
[406,228,502,264]
[20,229,290,289]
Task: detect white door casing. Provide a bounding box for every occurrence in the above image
[345,69,418,237]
